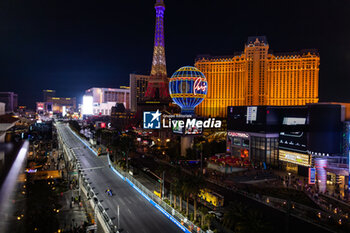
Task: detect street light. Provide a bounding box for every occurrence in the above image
[288,172,291,187]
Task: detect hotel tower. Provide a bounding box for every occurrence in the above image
[195,36,320,117]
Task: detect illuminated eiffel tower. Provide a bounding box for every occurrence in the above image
[144,0,169,100]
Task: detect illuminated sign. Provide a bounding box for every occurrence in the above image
[283,117,306,125]
[169,66,208,115]
[227,131,249,138]
[62,106,67,117]
[247,106,257,122]
[82,95,93,115]
[315,159,327,193]
[25,168,37,173]
[193,77,207,95]
[279,149,311,167]
[308,168,316,184]
[36,102,44,111]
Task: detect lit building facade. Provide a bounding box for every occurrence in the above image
[85,87,130,108]
[227,103,349,195]
[43,89,56,102]
[0,92,18,113]
[47,97,77,114]
[129,74,150,112]
[195,36,320,117]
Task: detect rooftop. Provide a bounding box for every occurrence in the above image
[0,114,19,124]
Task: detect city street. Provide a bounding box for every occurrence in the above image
[56,122,183,233]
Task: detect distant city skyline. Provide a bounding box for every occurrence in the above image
[0,0,349,108]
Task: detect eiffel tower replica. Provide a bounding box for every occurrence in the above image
[139,0,171,113]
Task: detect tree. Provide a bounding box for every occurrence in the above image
[171,176,183,210]
[206,213,215,230]
[111,134,136,167]
[155,164,167,198]
[68,120,81,132]
[170,182,177,209]
[170,167,184,211]
[182,179,192,217]
[166,139,180,161]
[198,206,209,227]
[182,175,205,221]
[190,176,205,222]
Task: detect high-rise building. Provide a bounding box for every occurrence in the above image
[195,36,320,117]
[144,0,169,100]
[43,89,56,102]
[0,92,18,113]
[85,87,130,115]
[47,97,77,114]
[85,87,130,108]
[130,74,150,112]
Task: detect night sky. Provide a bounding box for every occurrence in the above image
[0,0,349,108]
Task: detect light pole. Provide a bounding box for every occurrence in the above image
[117,205,120,231]
[162,171,165,200]
[288,172,291,187]
[78,169,81,202]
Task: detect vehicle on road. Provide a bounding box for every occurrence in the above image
[198,189,224,207]
[105,188,113,196]
[208,211,223,221]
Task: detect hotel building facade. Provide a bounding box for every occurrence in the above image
[84,87,130,116]
[195,36,320,117]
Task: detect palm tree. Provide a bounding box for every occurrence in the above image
[155,164,167,198]
[190,176,205,222]
[170,182,177,209]
[182,175,205,221]
[182,179,191,217]
[171,176,184,210]
[178,182,183,212]
[198,206,208,227]
[115,134,135,170]
[206,213,215,230]
[170,166,184,212]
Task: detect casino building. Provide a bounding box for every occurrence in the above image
[227,103,349,194]
[195,36,319,117]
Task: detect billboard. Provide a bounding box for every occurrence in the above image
[36,102,44,111]
[82,95,93,115]
[308,167,316,184]
[171,117,203,135]
[279,150,311,167]
[246,106,257,123]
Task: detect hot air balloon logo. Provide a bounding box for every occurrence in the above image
[169,66,208,115]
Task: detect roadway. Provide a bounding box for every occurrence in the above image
[56,122,183,233]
